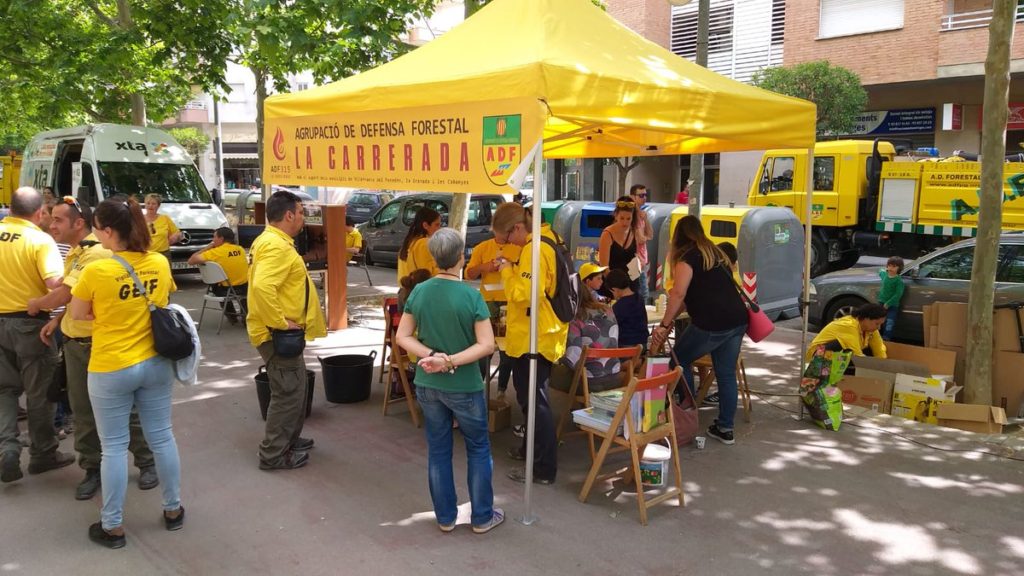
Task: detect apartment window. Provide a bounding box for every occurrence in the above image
[294,82,309,91]
[819,0,904,39]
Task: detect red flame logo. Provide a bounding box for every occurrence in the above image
[272,127,286,161]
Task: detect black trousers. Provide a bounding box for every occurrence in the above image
[511,355,557,481]
[212,283,248,316]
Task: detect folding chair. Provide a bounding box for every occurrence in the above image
[382,342,421,427]
[577,367,685,526]
[555,345,643,457]
[379,297,399,383]
[692,352,752,423]
[198,262,247,334]
[348,248,373,286]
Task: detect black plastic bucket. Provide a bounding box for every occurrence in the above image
[255,365,315,421]
[319,350,377,404]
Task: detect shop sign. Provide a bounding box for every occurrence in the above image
[850,108,935,135]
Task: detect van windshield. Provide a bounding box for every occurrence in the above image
[97,162,212,203]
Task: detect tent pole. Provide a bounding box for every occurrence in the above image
[521,145,543,525]
[799,146,814,418]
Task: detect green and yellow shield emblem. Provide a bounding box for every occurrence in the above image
[482,115,522,186]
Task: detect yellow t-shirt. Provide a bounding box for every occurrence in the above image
[60,234,112,339]
[397,236,438,282]
[0,216,63,313]
[345,229,362,263]
[247,225,327,347]
[467,238,522,301]
[148,214,180,253]
[202,242,248,287]
[807,315,887,361]
[71,251,176,372]
[500,225,569,363]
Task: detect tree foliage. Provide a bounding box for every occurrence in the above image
[751,60,868,137]
[167,126,210,160]
[0,0,234,132]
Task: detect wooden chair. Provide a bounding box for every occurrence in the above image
[379,297,399,383]
[555,345,643,458]
[577,367,685,526]
[692,353,752,422]
[382,342,421,427]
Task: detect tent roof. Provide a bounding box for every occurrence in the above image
[265,0,816,158]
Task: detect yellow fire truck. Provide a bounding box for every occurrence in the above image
[1,153,22,207]
[747,139,1024,275]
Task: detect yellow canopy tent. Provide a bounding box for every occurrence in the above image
[263,0,816,521]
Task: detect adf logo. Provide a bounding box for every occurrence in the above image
[482,115,521,186]
[272,127,287,161]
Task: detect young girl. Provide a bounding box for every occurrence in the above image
[605,269,648,350]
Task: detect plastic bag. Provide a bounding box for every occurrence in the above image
[800,346,852,431]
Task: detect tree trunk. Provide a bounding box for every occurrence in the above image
[687,0,710,218]
[617,165,628,198]
[116,0,146,126]
[964,0,1015,404]
[253,66,269,200]
[449,192,470,240]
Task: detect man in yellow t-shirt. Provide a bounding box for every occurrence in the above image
[344,217,362,263]
[465,232,522,401]
[247,191,327,471]
[31,198,156,499]
[0,187,72,484]
[189,227,249,322]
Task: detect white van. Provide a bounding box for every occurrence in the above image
[20,124,227,269]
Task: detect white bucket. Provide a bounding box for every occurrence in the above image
[639,443,671,487]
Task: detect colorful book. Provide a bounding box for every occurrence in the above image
[641,388,668,433]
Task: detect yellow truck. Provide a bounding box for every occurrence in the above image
[1,153,21,207]
[747,139,1024,275]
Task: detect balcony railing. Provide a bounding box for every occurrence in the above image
[940,5,1024,32]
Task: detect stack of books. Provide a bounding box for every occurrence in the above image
[571,407,622,435]
[572,388,669,437]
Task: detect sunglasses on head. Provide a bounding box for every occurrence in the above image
[616,200,636,209]
[61,195,83,214]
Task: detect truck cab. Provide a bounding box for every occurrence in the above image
[20,124,227,270]
[747,140,896,276]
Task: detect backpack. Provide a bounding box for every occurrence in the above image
[539,232,580,324]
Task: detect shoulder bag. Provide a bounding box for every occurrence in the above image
[722,265,775,343]
[270,278,309,358]
[112,255,195,361]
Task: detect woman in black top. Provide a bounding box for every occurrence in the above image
[650,216,748,445]
[597,197,639,293]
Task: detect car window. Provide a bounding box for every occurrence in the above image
[375,201,401,226]
[467,199,486,227]
[349,193,377,207]
[997,245,1024,283]
[917,247,973,280]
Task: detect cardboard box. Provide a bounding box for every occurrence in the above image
[852,355,931,385]
[928,326,938,350]
[936,302,968,349]
[936,404,1008,434]
[488,400,510,432]
[839,376,893,414]
[922,304,936,348]
[993,307,1024,353]
[891,374,961,425]
[993,351,1024,418]
[885,342,957,381]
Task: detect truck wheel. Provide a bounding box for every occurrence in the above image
[825,296,867,322]
[810,237,829,277]
[833,251,861,271]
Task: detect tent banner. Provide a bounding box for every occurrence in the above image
[263,98,546,194]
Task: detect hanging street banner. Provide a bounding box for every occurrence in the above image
[263,98,546,194]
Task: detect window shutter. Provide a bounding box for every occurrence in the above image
[819,0,904,38]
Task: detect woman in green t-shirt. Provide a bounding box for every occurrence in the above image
[396,228,503,534]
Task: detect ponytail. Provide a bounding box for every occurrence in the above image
[94,197,151,252]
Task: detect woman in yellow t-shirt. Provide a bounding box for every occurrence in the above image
[396,206,441,283]
[144,194,182,261]
[69,198,184,549]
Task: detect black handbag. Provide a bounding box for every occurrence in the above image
[270,278,309,358]
[113,255,195,361]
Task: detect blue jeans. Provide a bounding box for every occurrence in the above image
[89,355,181,530]
[881,304,899,340]
[673,323,747,431]
[416,386,494,527]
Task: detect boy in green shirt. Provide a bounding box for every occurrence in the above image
[878,256,905,340]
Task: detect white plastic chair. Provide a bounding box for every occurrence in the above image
[198,262,247,334]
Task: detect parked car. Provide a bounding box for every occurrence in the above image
[808,234,1024,342]
[345,190,394,224]
[359,193,505,267]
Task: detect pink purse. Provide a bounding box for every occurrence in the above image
[725,267,775,343]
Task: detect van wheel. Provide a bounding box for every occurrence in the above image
[826,296,867,322]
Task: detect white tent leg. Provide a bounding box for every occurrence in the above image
[521,147,544,525]
[798,146,815,419]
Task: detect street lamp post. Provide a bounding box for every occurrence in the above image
[669,0,709,218]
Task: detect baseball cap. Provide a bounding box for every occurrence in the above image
[579,262,608,281]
